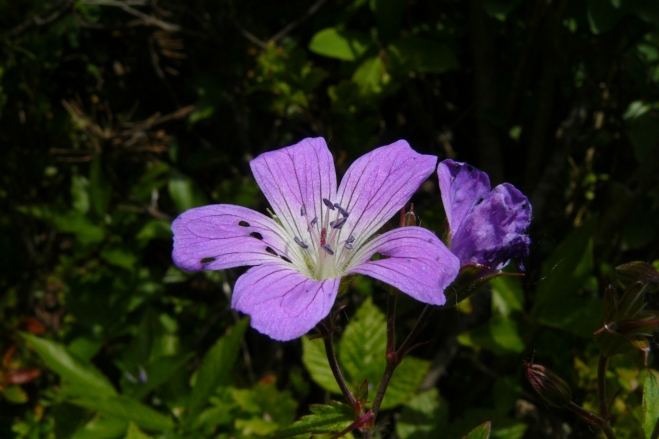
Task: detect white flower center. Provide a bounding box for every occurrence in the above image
[289,198,354,281]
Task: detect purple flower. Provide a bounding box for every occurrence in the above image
[172,138,460,341]
[438,159,531,271]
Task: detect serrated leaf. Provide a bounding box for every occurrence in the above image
[396,388,448,439]
[309,28,372,61]
[302,336,342,394]
[464,421,491,439]
[643,370,659,439]
[71,395,173,431]
[339,297,387,389]
[270,401,355,439]
[21,333,117,398]
[381,356,431,409]
[186,318,249,418]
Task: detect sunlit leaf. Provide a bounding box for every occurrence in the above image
[309,28,372,61]
[302,336,342,394]
[270,401,355,439]
[463,420,491,439]
[643,370,659,439]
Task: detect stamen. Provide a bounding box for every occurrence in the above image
[301,205,306,216]
[332,217,347,229]
[334,204,349,217]
[322,244,334,255]
[323,198,335,209]
[294,237,309,249]
[310,217,318,227]
[345,243,353,250]
[346,236,355,244]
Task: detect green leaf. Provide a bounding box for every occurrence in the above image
[89,157,112,217]
[136,219,172,245]
[101,245,137,271]
[302,336,342,394]
[643,370,659,439]
[381,356,431,409]
[16,205,105,246]
[490,275,524,316]
[186,318,249,418]
[71,395,174,431]
[389,37,459,73]
[168,169,209,212]
[464,421,491,439]
[339,297,387,389]
[71,174,90,214]
[270,401,355,439]
[20,333,117,398]
[129,354,192,400]
[71,416,129,439]
[309,28,372,61]
[352,56,388,95]
[124,422,153,439]
[532,218,601,337]
[457,315,525,354]
[396,388,448,439]
[3,385,28,404]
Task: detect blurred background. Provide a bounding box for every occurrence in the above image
[1,0,659,438]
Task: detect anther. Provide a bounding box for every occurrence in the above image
[345,243,353,250]
[294,237,309,249]
[334,204,349,217]
[322,244,334,255]
[310,217,318,227]
[332,217,347,229]
[346,236,355,243]
[301,205,306,216]
[322,198,335,209]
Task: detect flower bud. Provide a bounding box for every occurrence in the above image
[523,360,572,408]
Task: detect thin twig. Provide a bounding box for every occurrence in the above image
[5,0,76,39]
[268,0,329,44]
[87,0,181,31]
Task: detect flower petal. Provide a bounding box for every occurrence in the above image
[172,204,300,272]
[438,159,491,243]
[346,227,460,305]
[250,137,337,244]
[451,183,531,269]
[232,264,340,341]
[335,140,437,255]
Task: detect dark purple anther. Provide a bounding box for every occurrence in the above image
[294,237,309,249]
[301,205,306,216]
[310,217,318,227]
[322,198,335,209]
[332,217,347,229]
[334,204,349,218]
[346,236,355,244]
[322,244,334,255]
[345,243,353,250]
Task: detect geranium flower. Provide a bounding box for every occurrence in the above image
[172,138,460,341]
[438,159,531,271]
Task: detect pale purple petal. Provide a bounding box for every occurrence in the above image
[250,138,337,246]
[346,227,460,305]
[451,183,531,269]
[232,264,340,341]
[172,204,295,272]
[335,140,437,256]
[438,159,490,242]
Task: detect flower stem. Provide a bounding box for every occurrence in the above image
[319,318,358,412]
[366,303,434,438]
[566,401,617,439]
[598,355,609,420]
